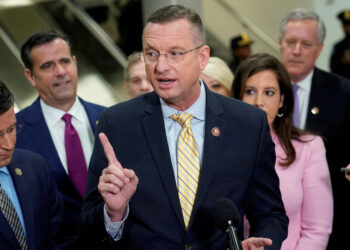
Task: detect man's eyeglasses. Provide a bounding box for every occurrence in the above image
[142,45,203,64]
[0,124,23,138]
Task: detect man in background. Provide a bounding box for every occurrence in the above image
[15,29,105,248]
[330,10,350,79]
[279,8,350,249]
[229,32,253,73]
[124,52,153,98]
[0,80,63,249]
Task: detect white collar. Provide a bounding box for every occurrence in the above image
[40,97,85,126]
[293,69,314,92]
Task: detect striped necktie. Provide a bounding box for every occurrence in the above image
[0,183,28,250]
[170,113,200,229]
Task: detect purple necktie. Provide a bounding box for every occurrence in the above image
[292,84,300,128]
[62,113,88,198]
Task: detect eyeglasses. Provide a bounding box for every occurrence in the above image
[142,45,203,64]
[0,124,23,138]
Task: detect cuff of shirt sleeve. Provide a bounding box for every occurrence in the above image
[104,204,129,240]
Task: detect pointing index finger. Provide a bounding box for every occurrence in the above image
[99,133,122,169]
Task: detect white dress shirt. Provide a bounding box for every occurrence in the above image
[40,97,94,172]
[293,70,314,130]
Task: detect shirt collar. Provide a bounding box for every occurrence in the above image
[0,166,10,176]
[160,80,206,121]
[293,69,314,92]
[40,97,85,126]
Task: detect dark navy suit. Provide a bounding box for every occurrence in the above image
[0,149,63,250]
[81,86,288,250]
[15,97,105,247]
[305,68,350,250]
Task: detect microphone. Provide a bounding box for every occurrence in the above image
[211,198,242,250]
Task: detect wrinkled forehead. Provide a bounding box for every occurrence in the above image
[143,19,197,49]
[283,19,319,38]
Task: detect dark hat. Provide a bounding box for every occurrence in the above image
[230,32,253,50]
[337,10,350,24]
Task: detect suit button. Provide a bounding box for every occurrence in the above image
[185,244,192,250]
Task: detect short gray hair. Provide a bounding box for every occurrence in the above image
[280,8,326,44]
[145,5,205,46]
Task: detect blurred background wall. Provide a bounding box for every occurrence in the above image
[0,0,348,110]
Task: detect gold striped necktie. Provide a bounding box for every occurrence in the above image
[0,183,28,250]
[170,113,200,229]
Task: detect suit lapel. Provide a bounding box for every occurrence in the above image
[306,68,330,130]
[24,99,81,199]
[141,89,227,230]
[79,97,101,134]
[189,89,226,228]
[0,212,20,249]
[3,155,35,249]
[141,94,185,229]
[24,99,64,172]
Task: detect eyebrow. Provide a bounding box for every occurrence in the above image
[39,61,53,69]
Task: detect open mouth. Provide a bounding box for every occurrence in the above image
[53,79,70,87]
[157,78,176,87]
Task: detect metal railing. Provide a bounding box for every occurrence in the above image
[61,0,127,68]
[216,0,279,54]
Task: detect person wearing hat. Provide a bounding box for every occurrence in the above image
[330,10,350,79]
[229,32,253,74]
[200,56,234,97]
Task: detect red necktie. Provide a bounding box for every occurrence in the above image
[62,113,88,198]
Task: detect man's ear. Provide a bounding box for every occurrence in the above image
[199,45,210,71]
[24,68,36,87]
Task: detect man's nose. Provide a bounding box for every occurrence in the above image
[1,133,15,150]
[155,54,171,72]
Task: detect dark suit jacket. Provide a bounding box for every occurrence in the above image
[15,97,105,247]
[81,86,288,250]
[306,68,350,250]
[0,149,63,250]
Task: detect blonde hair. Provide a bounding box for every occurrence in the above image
[124,51,142,82]
[201,57,234,91]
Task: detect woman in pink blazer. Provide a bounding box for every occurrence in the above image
[232,53,333,250]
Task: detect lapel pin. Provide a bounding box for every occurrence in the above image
[15,168,22,176]
[311,107,319,115]
[96,120,99,125]
[211,127,221,137]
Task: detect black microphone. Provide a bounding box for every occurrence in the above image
[211,198,243,250]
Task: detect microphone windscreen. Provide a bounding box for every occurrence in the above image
[211,198,240,231]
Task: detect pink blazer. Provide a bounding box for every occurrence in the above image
[273,133,333,250]
[244,133,333,249]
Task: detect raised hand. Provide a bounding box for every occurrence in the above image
[97,133,138,222]
[241,237,273,250]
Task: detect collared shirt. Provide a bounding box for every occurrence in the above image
[293,70,314,130]
[0,167,27,235]
[40,97,94,172]
[105,81,206,239]
[161,81,206,182]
